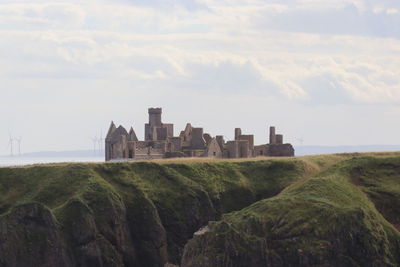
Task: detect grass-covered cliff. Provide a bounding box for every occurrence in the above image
[181,154,400,267]
[0,153,399,267]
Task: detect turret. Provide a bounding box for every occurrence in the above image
[269,126,276,144]
[148,108,162,126]
[234,128,242,140]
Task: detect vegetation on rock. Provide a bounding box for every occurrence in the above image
[181,154,400,267]
[0,153,399,266]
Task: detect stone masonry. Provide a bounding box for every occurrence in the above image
[105,108,294,161]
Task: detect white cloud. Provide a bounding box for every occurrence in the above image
[0,3,86,30]
[387,8,398,14]
[1,0,400,153]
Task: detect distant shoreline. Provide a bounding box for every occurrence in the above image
[2,145,400,158]
[0,155,104,167]
[0,150,103,158]
[294,145,400,156]
[0,145,400,168]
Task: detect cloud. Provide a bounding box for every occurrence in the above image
[1,28,399,104]
[253,2,400,38]
[133,0,207,11]
[1,0,400,152]
[0,3,86,30]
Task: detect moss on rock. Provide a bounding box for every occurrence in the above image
[0,153,399,266]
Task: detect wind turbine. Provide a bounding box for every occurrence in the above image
[90,136,98,155]
[14,137,22,156]
[97,130,104,154]
[7,133,14,157]
[297,137,304,146]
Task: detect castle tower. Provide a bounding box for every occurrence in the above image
[145,108,162,140]
[276,134,283,144]
[148,108,162,127]
[145,107,173,141]
[269,126,276,144]
[234,128,242,140]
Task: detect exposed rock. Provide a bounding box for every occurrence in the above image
[181,158,400,267]
[182,221,268,267]
[82,181,136,266]
[0,202,72,267]
[1,154,398,267]
[124,190,169,267]
[58,198,123,267]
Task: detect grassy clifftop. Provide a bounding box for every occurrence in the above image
[0,153,399,267]
[181,154,400,267]
[0,156,318,266]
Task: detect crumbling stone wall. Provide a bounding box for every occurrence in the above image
[180,123,193,147]
[203,138,222,158]
[190,128,206,149]
[168,137,182,152]
[216,135,225,152]
[267,144,294,156]
[203,133,212,146]
[276,134,283,144]
[254,145,267,157]
[105,108,295,161]
[225,141,239,158]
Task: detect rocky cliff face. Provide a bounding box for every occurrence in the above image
[0,202,72,267]
[0,159,304,266]
[0,154,399,267]
[181,156,400,267]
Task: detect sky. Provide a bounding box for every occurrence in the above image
[1,0,400,154]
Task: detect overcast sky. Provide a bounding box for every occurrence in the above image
[1,0,400,154]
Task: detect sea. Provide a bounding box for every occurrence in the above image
[0,156,104,167]
[1,145,399,167]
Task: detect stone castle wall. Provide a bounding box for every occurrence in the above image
[105,108,295,161]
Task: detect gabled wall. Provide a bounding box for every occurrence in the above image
[203,138,222,158]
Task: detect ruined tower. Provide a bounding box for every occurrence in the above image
[149,108,162,127]
[105,108,294,161]
[234,128,242,140]
[269,126,276,144]
[276,134,283,144]
[145,108,173,141]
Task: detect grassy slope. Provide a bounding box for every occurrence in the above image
[1,153,399,266]
[0,155,324,266]
[182,153,400,266]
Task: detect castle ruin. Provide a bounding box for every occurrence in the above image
[105,108,294,161]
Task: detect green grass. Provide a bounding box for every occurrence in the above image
[0,156,313,265]
[182,154,400,266]
[1,152,399,266]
